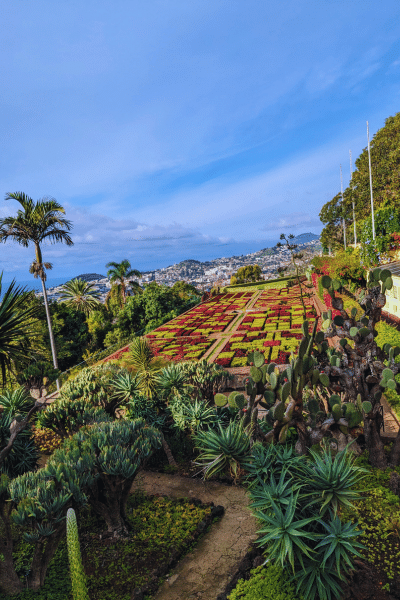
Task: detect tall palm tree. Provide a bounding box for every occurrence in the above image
[0,192,73,389]
[59,278,101,316]
[0,274,40,385]
[105,260,141,306]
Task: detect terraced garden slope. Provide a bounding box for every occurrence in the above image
[146,285,318,367]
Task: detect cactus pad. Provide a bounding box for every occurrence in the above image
[250,366,263,383]
[273,401,285,421]
[319,373,330,387]
[362,401,372,413]
[214,393,228,407]
[321,275,332,289]
[253,351,264,368]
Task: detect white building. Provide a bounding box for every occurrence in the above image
[384,261,400,318]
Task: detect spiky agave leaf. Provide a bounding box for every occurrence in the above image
[253,492,318,572]
[302,445,366,515]
[193,420,252,480]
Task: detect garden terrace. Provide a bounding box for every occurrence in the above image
[145,285,318,368]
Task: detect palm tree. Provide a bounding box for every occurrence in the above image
[59,278,101,316]
[105,260,141,306]
[0,192,73,389]
[0,274,40,385]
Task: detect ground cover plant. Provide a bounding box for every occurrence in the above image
[341,457,400,595]
[0,493,213,600]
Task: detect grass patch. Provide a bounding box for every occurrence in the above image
[0,493,212,600]
[225,280,288,292]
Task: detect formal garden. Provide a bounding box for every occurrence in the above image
[2,259,400,600]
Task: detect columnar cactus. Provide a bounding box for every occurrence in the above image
[67,508,90,600]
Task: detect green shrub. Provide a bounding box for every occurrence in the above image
[375,321,400,361]
[227,564,300,600]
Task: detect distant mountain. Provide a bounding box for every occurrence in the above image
[73,273,106,282]
[289,233,320,245]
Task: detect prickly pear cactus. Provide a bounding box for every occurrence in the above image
[66,508,90,600]
[319,268,400,469]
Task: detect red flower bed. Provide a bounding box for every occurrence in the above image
[215,357,231,367]
[275,350,290,364]
[264,340,280,347]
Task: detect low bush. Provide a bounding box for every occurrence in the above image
[227,564,300,600]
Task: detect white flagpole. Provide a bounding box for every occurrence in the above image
[340,164,346,250]
[367,121,376,240]
[349,150,357,245]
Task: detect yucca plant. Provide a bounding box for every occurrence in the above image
[194,420,252,481]
[66,508,90,600]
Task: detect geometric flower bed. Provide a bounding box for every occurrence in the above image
[148,336,213,361]
[147,292,253,339]
[214,286,318,368]
[145,292,254,361]
[145,285,318,367]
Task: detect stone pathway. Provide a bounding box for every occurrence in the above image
[131,472,258,600]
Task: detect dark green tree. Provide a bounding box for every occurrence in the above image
[319,112,400,248]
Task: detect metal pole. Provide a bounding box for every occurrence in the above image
[367,121,376,240]
[349,150,357,245]
[340,164,346,250]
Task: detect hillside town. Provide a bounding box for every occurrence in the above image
[37,235,321,303]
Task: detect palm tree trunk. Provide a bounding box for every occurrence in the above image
[40,277,60,390]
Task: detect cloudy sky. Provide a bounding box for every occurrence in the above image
[1,0,400,283]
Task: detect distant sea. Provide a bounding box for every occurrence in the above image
[1,276,70,292]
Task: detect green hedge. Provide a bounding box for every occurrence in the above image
[227,564,300,600]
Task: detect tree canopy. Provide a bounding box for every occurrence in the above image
[319,112,400,249]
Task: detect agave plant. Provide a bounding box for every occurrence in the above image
[293,559,345,600]
[248,470,300,516]
[0,388,34,424]
[315,516,365,576]
[303,446,366,515]
[66,508,90,600]
[194,420,252,481]
[292,518,365,600]
[156,363,193,404]
[171,398,218,433]
[111,371,141,404]
[254,492,317,572]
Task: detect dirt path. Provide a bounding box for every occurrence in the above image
[131,472,258,600]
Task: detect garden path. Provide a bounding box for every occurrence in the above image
[130,471,258,600]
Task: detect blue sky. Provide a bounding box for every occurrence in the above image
[1,0,400,283]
